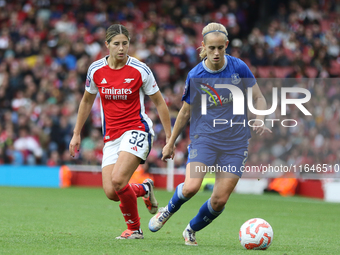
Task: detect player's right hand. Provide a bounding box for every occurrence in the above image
[252,119,272,136]
[161,143,175,161]
[69,134,81,157]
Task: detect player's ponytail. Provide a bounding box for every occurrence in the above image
[198,23,228,60]
[106,24,130,43]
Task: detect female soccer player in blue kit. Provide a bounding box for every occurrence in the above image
[149,22,271,245]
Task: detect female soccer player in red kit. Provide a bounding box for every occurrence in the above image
[69,24,172,239]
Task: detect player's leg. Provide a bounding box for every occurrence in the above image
[103,155,153,239]
[191,173,239,232]
[148,162,205,232]
[102,139,120,201]
[102,164,119,201]
[101,139,148,201]
[210,172,239,211]
[102,165,153,202]
[113,151,144,239]
[149,140,215,232]
[183,149,246,245]
[182,172,239,245]
[126,132,158,214]
[170,161,207,212]
[114,130,155,239]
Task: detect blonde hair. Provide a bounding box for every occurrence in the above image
[198,23,228,60]
[106,24,130,43]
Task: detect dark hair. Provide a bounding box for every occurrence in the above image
[106,24,130,43]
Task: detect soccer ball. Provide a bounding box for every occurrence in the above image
[239,218,273,250]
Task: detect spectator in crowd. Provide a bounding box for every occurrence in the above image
[13,126,43,164]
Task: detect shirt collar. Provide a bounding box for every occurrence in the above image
[202,55,227,73]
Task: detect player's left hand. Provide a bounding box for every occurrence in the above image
[252,119,272,135]
[161,142,175,161]
[69,134,81,157]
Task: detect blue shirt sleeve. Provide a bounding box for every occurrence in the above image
[238,60,256,88]
[182,75,191,104]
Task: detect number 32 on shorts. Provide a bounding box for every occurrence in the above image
[129,131,146,148]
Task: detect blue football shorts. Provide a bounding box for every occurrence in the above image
[186,136,248,177]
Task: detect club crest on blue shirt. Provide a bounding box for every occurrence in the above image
[231,73,241,84]
[189,149,198,159]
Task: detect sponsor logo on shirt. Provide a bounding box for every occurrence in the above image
[85,78,90,87]
[199,83,225,107]
[101,87,132,95]
[101,87,132,100]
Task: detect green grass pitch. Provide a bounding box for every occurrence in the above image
[0,186,339,255]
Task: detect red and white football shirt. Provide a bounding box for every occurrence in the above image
[85,56,159,143]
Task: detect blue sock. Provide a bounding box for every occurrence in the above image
[189,198,224,232]
[167,183,189,213]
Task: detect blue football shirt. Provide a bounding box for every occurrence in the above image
[182,55,256,149]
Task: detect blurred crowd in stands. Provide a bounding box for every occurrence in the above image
[0,0,340,172]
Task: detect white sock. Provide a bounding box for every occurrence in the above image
[143,184,150,198]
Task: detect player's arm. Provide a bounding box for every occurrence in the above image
[251,83,272,135]
[69,90,97,157]
[149,90,172,141]
[161,101,191,161]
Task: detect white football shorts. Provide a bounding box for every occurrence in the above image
[101,130,154,168]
